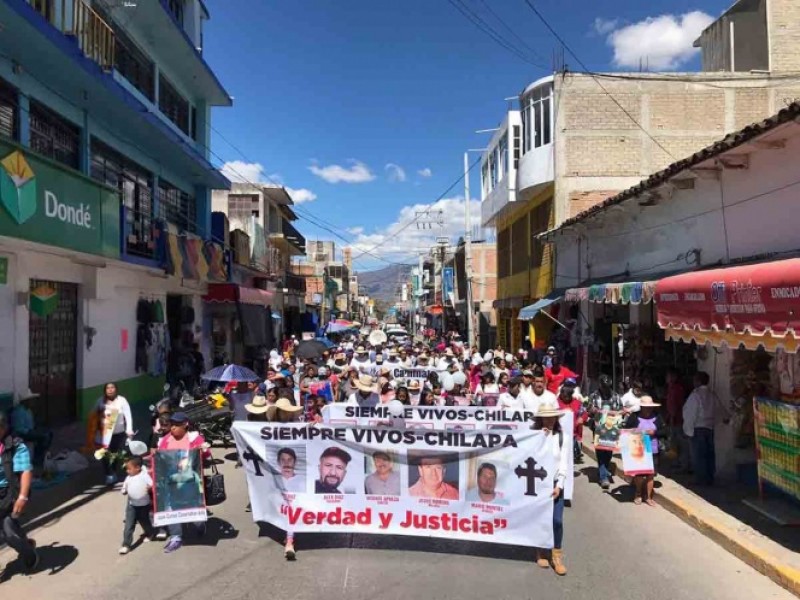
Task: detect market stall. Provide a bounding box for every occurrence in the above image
[656,258,800,505]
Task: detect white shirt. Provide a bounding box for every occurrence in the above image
[498,392,526,411]
[683,385,729,437]
[350,358,373,372]
[543,428,570,489]
[281,474,306,494]
[524,389,558,414]
[122,469,153,506]
[621,389,642,413]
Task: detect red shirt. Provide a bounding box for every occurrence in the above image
[545,366,578,395]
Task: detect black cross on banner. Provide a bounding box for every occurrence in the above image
[514,457,547,496]
[242,446,264,477]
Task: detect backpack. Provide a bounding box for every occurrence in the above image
[0,435,21,510]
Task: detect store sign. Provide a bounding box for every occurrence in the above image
[0,142,120,258]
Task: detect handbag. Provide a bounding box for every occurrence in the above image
[203,461,226,506]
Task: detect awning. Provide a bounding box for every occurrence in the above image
[656,258,800,338]
[204,283,273,307]
[564,281,656,304]
[493,296,528,310]
[518,292,562,321]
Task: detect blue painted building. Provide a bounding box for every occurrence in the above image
[0,0,231,424]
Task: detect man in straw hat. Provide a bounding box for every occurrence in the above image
[266,398,304,423]
[347,375,379,408]
[350,346,372,372]
[532,401,570,576]
[622,395,666,506]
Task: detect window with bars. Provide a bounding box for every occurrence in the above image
[158,74,190,135]
[90,138,155,258]
[29,101,80,170]
[0,77,18,141]
[115,29,155,101]
[158,179,196,234]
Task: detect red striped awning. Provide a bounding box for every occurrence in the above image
[204,284,274,307]
[655,258,800,337]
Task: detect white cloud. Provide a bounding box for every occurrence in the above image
[592,17,619,35]
[219,161,317,203]
[285,187,317,204]
[385,163,407,183]
[347,226,364,235]
[220,160,268,184]
[604,11,714,70]
[308,160,376,184]
[418,167,433,178]
[348,195,480,266]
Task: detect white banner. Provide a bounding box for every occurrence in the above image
[322,404,575,500]
[232,422,557,547]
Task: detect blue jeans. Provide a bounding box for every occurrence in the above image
[553,492,565,549]
[691,427,715,485]
[596,449,613,483]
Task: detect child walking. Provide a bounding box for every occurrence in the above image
[120,455,155,554]
[623,396,666,506]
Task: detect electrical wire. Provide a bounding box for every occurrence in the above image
[446,0,548,69]
[474,0,548,65]
[520,0,676,160]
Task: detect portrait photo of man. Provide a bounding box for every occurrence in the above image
[277,447,306,493]
[408,453,459,500]
[466,462,509,505]
[315,446,353,494]
[364,451,402,496]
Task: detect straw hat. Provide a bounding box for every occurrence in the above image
[355,345,367,354]
[639,395,661,407]
[407,380,422,392]
[535,402,566,418]
[444,348,455,357]
[266,397,303,420]
[245,395,270,414]
[355,374,378,393]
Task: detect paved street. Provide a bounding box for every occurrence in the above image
[0,450,795,600]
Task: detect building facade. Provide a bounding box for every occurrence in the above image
[0,0,231,423]
[485,58,800,351]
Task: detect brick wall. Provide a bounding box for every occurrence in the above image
[769,0,800,72]
[569,190,620,218]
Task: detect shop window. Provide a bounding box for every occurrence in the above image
[90,138,154,258]
[0,77,18,140]
[158,74,190,135]
[29,101,80,170]
[158,179,196,234]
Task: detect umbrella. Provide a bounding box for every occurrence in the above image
[295,339,330,361]
[200,364,260,382]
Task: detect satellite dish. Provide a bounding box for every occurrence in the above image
[369,330,388,346]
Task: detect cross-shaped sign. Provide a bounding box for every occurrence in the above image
[514,457,547,496]
[242,446,264,477]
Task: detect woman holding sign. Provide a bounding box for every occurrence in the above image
[532,402,570,576]
[96,383,134,485]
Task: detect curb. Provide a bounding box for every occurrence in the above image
[581,439,800,597]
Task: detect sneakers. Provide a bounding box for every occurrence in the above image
[119,546,130,555]
[601,480,610,491]
[155,531,168,541]
[164,538,183,554]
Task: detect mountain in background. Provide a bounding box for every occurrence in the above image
[357,264,412,304]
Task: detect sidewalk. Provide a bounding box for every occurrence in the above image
[580,435,800,597]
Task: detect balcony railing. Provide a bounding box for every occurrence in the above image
[28,0,116,70]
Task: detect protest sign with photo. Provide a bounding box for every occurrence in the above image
[322,404,575,500]
[619,430,655,475]
[233,422,557,548]
[100,407,120,448]
[594,410,624,452]
[152,448,208,527]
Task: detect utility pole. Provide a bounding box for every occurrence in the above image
[417,252,424,339]
[464,151,475,350]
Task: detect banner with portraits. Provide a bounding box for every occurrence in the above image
[152,449,208,527]
[594,410,624,451]
[232,422,558,548]
[322,404,575,500]
[619,430,655,475]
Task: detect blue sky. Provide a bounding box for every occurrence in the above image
[204,0,729,271]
